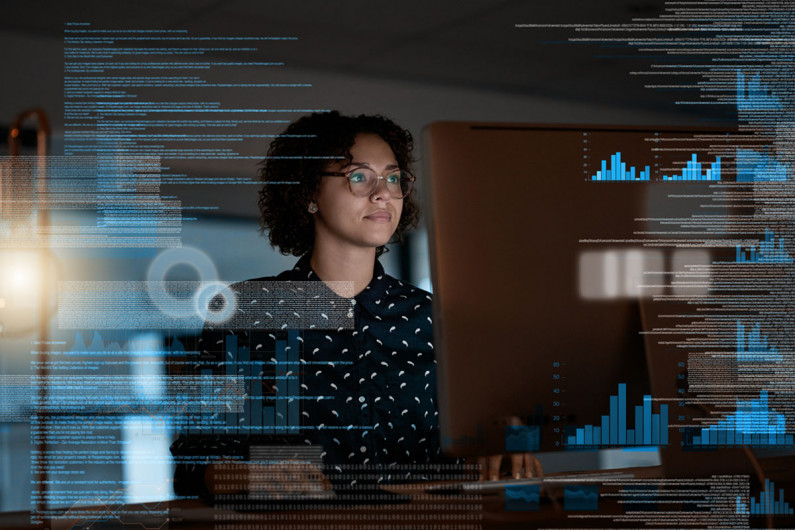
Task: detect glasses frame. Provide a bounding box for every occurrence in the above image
[320,167,415,199]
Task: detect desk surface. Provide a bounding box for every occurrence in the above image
[0,466,660,530]
[4,458,795,529]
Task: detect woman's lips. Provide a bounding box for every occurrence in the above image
[364,210,392,222]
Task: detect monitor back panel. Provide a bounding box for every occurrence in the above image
[424,122,729,458]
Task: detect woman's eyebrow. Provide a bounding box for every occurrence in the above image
[349,161,401,169]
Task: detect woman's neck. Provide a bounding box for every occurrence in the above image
[309,243,376,297]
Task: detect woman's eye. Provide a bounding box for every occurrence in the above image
[386,174,400,184]
[350,172,367,183]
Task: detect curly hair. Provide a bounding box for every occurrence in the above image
[258,111,419,257]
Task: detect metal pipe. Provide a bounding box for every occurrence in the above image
[8,108,50,157]
[7,107,51,522]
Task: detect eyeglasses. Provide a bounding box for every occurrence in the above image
[320,167,415,199]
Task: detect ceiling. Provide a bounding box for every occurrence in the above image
[1,0,717,116]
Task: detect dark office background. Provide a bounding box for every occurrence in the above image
[0,0,720,511]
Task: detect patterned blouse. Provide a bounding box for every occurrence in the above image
[170,254,444,497]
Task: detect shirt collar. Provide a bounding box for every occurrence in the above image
[290,254,390,314]
[354,259,389,316]
[290,253,319,281]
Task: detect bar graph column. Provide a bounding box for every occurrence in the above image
[275,338,287,433]
[238,341,250,432]
[618,383,626,445]
[225,335,238,431]
[610,394,618,445]
[251,360,262,430]
[287,330,300,431]
[199,368,213,435]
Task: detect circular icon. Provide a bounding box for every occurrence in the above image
[147,247,218,318]
[195,281,237,325]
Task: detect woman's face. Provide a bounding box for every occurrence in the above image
[312,133,403,253]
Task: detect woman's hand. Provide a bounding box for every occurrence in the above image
[477,452,544,481]
[476,415,544,480]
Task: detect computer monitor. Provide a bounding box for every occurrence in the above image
[424,122,735,460]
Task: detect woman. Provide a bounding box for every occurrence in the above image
[260,111,440,467]
[171,111,539,500]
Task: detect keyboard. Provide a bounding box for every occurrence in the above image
[425,471,636,494]
[215,487,411,511]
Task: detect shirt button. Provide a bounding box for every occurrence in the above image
[358,396,366,403]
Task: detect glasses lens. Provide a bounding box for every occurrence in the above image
[347,168,413,198]
[398,171,413,198]
[348,168,376,196]
[386,171,413,198]
[385,171,405,198]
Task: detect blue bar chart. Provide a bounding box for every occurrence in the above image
[737,70,782,112]
[565,384,668,448]
[204,331,300,434]
[736,148,788,182]
[590,152,651,181]
[737,321,782,363]
[735,229,793,264]
[736,480,793,516]
[662,154,721,181]
[688,391,793,447]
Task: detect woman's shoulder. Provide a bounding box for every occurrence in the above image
[368,259,432,303]
[384,274,432,300]
[232,269,289,286]
[376,272,433,315]
[230,259,309,290]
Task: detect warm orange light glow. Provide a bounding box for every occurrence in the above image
[0,251,43,307]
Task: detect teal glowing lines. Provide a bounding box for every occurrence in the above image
[591,152,650,181]
[564,383,668,448]
[663,154,721,181]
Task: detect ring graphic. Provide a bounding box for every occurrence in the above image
[195,280,237,324]
[147,247,225,319]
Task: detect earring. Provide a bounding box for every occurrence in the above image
[308,204,318,213]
